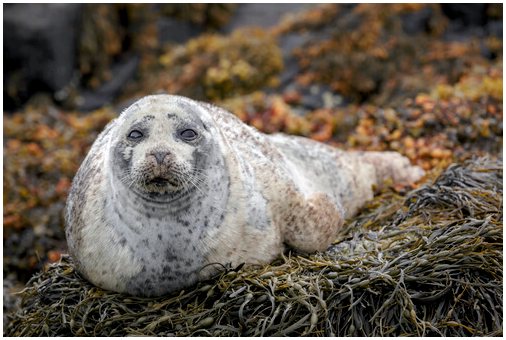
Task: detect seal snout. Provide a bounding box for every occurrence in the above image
[150,150,170,165]
[140,148,188,192]
[146,149,174,178]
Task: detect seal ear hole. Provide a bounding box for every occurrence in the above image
[128,129,144,140]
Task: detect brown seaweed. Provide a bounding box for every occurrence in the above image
[5,157,502,336]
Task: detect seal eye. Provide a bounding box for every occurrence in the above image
[128,130,143,140]
[180,129,198,141]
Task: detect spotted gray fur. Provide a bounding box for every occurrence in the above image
[65,94,424,297]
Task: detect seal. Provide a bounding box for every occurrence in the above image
[65,94,424,296]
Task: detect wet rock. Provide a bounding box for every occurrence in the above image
[401,6,433,35]
[222,4,312,33]
[300,84,344,110]
[441,4,488,27]
[76,56,139,111]
[278,33,311,89]
[3,274,21,329]
[487,20,503,38]
[3,4,83,110]
[158,17,203,45]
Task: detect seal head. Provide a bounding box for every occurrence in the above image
[111,98,215,201]
[66,96,231,296]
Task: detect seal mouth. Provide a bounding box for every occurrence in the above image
[147,177,169,186]
[131,164,192,195]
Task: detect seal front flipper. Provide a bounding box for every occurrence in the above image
[278,191,344,253]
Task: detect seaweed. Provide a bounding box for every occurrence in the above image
[5,158,502,336]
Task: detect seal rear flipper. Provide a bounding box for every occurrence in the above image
[351,151,425,189]
[280,192,344,253]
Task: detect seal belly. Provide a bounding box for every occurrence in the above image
[75,185,144,293]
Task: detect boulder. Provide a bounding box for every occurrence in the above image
[4,4,83,110]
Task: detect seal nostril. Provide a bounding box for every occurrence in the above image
[151,151,169,165]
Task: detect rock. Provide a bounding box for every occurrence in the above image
[222,4,312,33]
[439,4,500,60]
[277,33,310,89]
[76,56,140,111]
[401,6,433,35]
[3,4,83,110]
[300,84,344,110]
[440,4,488,27]
[487,21,503,38]
[3,274,21,329]
[157,17,203,45]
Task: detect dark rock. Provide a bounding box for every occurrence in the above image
[278,58,300,91]
[301,87,325,110]
[281,84,344,112]
[280,33,311,55]
[158,17,203,45]
[440,4,488,27]
[3,4,83,110]
[115,95,146,114]
[3,274,21,329]
[221,4,312,33]
[443,25,486,42]
[278,33,311,89]
[76,55,139,111]
[300,84,344,110]
[401,6,433,35]
[487,20,503,38]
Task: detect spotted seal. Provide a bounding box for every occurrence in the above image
[65,94,424,296]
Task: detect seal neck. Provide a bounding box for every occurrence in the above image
[108,175,200,217]
[107,161,230,226]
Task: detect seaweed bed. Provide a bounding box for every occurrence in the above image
[5,157,502,336]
